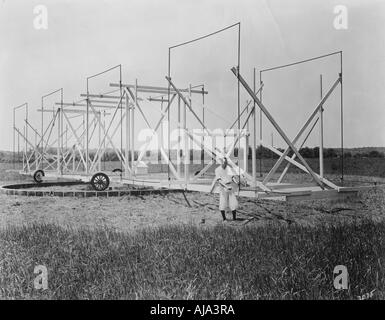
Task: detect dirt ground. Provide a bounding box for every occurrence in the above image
[1,170,385,233]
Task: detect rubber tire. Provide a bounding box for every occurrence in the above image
[33,170,45,183]
[90,172,110,191]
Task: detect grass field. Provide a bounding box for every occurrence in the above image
[0,159,385,300]
[0,221,384,300]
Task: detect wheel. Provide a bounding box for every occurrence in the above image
[33,170,45,183]
[112,168,122,173]
[90,172,110,191]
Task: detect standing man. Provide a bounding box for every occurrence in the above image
[213,157,238,221]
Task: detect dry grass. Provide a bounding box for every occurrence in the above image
[1,161,385,300]
[0,221,384,300]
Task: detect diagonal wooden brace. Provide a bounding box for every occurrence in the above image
[231,67,335,189]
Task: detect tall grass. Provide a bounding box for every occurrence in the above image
[1,221,384,300]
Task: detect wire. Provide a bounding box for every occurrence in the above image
[87,65,121,80]
[260,51,342,73]
[257,50,343,179]
[169,22,240,50]
[168,23,242,185]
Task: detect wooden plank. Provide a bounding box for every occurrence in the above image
[231,67,326,190]
[55,102,124,109]
[286,189,358,202]
[110,83,208,95]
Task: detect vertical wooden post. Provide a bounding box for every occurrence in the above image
[98,112,101,172]
[340,52,344,183]
[131,79,136,173]
[41,97,44,170]
[201,86,205,169]
[177,96,181,177]
[252,69,257,186]
[65,125,68,151]
[86,83,89,175]
[25,104,28,172]
[18,130,20,170]
[319,74,324,179]
[35,131,38,170]
[13,108,15,170]
[82,114,85,170]
[183,101,189,184]
[259,71,263,177]
[72,147,75,172]
[125,94,130,178]
[244,101,249,173]
[57,107,61,174]
[22,127,25,171]
[189,84,192,168]
[160,97,164,170]
[103,111,106,171]
[60,90,63,175]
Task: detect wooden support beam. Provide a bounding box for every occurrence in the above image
[80,94,123,99]
[147,97,170,102]
[231,67,329,190]
[38,108,108,115]
[110,83,208,95]
[55,102,124,109]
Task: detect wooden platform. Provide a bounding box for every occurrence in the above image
[17,170,369,202]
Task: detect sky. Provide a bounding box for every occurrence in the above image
[1,0,384,151]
